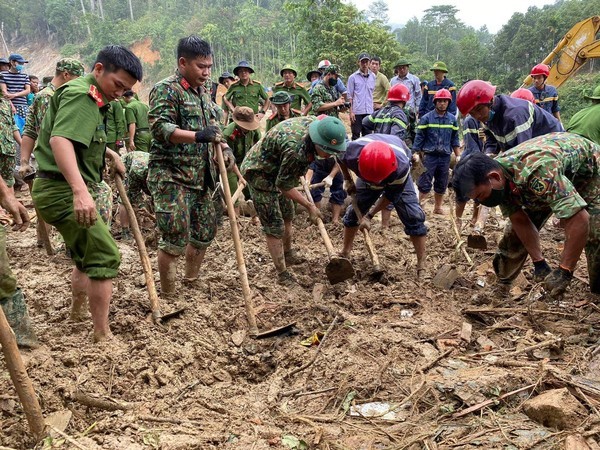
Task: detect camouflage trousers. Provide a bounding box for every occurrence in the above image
[148,179,216,255]
[494,205,600,294]
[89,180,113,226]
[0,154,15,188]
[0,225,16,300]
[119,172,150,209]
[248,186,294,238]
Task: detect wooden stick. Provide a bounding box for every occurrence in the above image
[300,176,334,257]
[0,307,46,439]
[25,178,53,256]
[463,307,576,318]
[72,392,132,411]
[49,426,88,450]
[294,181,326,191]
[419,349,453,373]
[452,383,536,418]
[138,415,204,427]
[450,206,472,264]
[114,173,162,325]
[230,181,246,204]
[215,144,258,336]
[350,195,381,271]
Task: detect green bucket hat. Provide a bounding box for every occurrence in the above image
[430,61,448,72]
[271,91,292,105]
[309,116,347,154]
[394,59,411,68]
[585,85,600,100]
[280,65,298,77]
[56,58,85,77]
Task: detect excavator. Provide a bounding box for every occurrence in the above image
[466,15,600,250]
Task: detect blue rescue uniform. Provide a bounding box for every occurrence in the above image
[361,104,408,140]
[419,78,457,116]
[462,115,483,158]
[528,84,560,115]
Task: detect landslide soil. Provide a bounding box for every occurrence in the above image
[1,185,599,450]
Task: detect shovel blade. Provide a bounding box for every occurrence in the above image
[326,256,355,284]
[467,234,488,250]
[256,322,297,339]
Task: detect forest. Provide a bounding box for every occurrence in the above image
[1,0,599,122]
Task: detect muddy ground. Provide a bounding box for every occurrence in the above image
[1,181,599,450]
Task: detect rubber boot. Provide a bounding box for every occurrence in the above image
[0,288,39,348]
[284,249,306,266]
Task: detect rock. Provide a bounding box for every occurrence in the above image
[522,388,587,430]
[432,264,460,290]
[564,434,592,450]
[231,330,246,346]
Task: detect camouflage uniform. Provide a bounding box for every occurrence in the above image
[23,84,56,141]
[121,151,150,208]
[310,81,339,117]
[493,132,600,293]
[266,109,301,132]
[0,98,17,187]
[148,71,222,255]
[240,116,316,237]
[89,180,113,225]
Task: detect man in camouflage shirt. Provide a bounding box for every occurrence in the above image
[240,115,347,285]
[148,35,234,296]
[0,91,20,189]
[454,132,600,298]
[310,65,346,117]
[118,151,150,241]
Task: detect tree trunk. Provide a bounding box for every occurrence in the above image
[128,0,134,20]
[80,0,92,36]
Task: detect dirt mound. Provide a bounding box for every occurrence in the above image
[1,187,599,449]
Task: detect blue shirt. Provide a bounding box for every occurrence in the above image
[347,70,376,115]
[340,134,411,186]
[419,77,457,116]
[484,95,564,154]
[462,115,483,157]
[390,72,421,112]
[528,84,560,114]
[413,110,460,154]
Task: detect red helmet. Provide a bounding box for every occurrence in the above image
[434,88,452,101]
[530,63,550,78]
[358,141,398,184]
[510,88,535,103]
[388,84,410,102]
[456,80,496,116]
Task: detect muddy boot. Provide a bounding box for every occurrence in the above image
[277,270,299,287]
[120,228,132,242]
[471,282,511,306]
[284,249,306,266]
[0,289,39,349]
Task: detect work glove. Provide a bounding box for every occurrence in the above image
[344,178,356,196]
[323,175,333,188]
[222,147,236,171]
[543,267,573,298]
[195,125,222,144]
[308,205,323,225]
[358,215,371,232]
[533,259,552,282]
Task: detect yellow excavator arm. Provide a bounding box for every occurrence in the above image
[522,16,600,88]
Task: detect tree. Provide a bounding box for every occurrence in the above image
[367,0,389,25]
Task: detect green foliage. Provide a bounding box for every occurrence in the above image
[559,73,600,126]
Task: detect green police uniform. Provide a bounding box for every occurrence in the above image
[492,132,600,293]
[567,102,600,146]
[125,98,151,152]
[121,151,150,208]
[0,98,17,187]
[310,81,339,118]
[106,100,127,150]
[240,116,316,237]
[272,81,311,111]
[223,121,261,202]
[148,71,221,255]
[225,79,268,114]
[31,74,120,279]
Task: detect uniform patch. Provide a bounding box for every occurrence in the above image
[87,85,105,107]
[530,177,550,196]
[180,77,191,90]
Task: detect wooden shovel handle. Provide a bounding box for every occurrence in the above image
[114,173,162,324]
[351,195,380,268]
[214,144,258,336]
[300,176,334,257]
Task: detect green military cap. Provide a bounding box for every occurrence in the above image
[271,91,292,105]
[394,58,411,67]
[306,69,321,82]
[280,65,298,77]
[430,61,448,73]
[585,85,600,100]
[56,58,85,77]
[309,116,347,154]
[323,64,340,75]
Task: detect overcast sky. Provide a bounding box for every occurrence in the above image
[347,0,557,33]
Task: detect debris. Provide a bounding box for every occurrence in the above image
[565,434,594,450]
[350,402,407,421]
[432,264,460,289]
[459,322,472,344]
[400,309,414,319]
[300,332,324,347]
[476,335,497,351]
[231,330,246,346]
[452,383,536,418]
[522,388,587,430]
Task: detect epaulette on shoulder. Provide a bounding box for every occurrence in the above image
[292,109,302,115]
[274,81,284,87]
[268,112,277,120]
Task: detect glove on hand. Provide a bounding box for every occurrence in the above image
[544,267,573,298]
[323,175,333,188]
[533,259,552,282]
[195,125,222,143]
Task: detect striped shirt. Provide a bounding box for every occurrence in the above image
[0,71,30,107]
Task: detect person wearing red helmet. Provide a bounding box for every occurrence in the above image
[456,80,563,155]
[413,88,460,215]
[528,64,561,121]
[511,88,535,103]
[337,134,427,278]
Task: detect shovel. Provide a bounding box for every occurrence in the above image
[467,205,489,250]
[300,176,354,284]
[23,172,54,256]
[350,195,385,280]
[215,144,295,339]
[114,172,183,324]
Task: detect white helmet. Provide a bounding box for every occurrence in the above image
[318,59,331,70]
